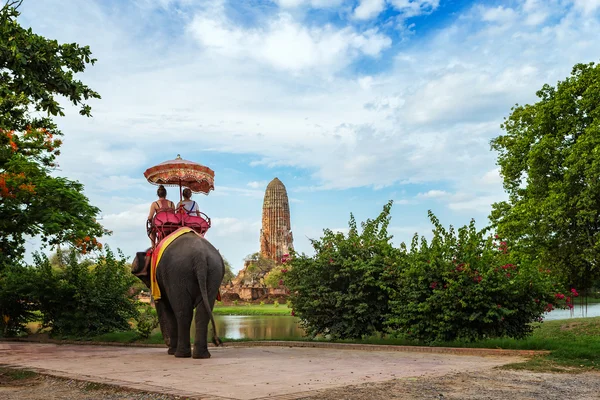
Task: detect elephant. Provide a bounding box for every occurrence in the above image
[131,232,225,358]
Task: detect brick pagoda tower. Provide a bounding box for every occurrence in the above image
[260,177,294,263]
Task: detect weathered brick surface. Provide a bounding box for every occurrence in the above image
[260,177,293,263]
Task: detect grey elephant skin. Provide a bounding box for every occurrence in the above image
[131,232,225,359]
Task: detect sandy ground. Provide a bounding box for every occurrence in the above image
[2,368,600,400]
[299,369,600,400]
[2,342,598,399]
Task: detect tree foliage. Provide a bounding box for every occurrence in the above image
[242,252,276,284]
[490,62,600,289]
[35,248,138,337]
[285,201,398,339]
[286,202,570,342]
[387,212,568,343]
[222,256,235,284]
[0,1,105,268]
[0,248,139,337]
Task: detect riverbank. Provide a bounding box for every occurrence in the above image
[11,317,600,373]
[213,304,292,316]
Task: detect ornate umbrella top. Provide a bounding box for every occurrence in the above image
[143,154,215,195]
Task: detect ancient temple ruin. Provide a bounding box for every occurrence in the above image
[260,177,294,263]
[221,177,293,301]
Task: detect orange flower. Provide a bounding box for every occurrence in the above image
[84,236,90,242]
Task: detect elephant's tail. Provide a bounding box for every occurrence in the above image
[196,254,222,347]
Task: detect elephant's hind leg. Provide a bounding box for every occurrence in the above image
[174,309,193,358]
[156,300,178,355]
[193,302,211,359]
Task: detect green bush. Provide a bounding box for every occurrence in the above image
[259,301,265,306]
[233,300,238,306]
[0,265,39,337]
[273,300,279,308]
[35,247,139,337]
[286,201,398,339]
[386,212,569,343]
[286,201,570,342]
[135,303,159,339]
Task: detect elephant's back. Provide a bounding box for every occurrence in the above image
[155,233,221,297]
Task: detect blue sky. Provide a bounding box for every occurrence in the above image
[18,0,600,271]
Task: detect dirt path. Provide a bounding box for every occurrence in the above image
[298,369,600,400]
[2,368,599,400]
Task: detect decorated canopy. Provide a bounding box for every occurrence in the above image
[143,154,215,195]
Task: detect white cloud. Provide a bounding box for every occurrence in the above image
[481,6,518,24]
[188,2,391,73]
[358,75,374,89]
[448,195,502,214]
[354,0,386,20]
[247,180,268,189]
[572,0,600,14]
[418,190,449,199]
[389,0,440,18]
[273,0,343,8]
[17,0,600,268]
[522,0,550,25]
[481,168,503,186]
[211,217,260,237]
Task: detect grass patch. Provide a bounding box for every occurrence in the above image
[0,367,37,382]
[439,317,600,372]
[213,304,293,316]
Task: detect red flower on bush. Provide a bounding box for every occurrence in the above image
[555,293,565,300]
[571,288,579,297]
[430,282,438,289]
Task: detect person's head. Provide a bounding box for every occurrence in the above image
[157,185,167,199]
[183,188,192,200]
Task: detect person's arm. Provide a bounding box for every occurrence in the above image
[147,202,156,221]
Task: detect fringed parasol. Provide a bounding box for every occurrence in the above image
[143,154,215,197]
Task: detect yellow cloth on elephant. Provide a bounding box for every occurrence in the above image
[151,227,200,300]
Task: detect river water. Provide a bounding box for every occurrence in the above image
[211,303,600,340]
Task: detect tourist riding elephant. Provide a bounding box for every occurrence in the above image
[131,232,225,358]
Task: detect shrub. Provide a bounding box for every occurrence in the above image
[386,211,569,343]
[233,300,238,306]
[264,265,287,288]
[0,265,39,337]
[259,301,265,306]
[135,303,159,339]
[273,300,279,308]
[286,201,399,339]
[36,247,139,337]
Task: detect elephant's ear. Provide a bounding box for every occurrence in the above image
[133,252,147,273]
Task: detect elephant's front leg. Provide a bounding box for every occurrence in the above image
[174,309,193,358]
[193,303,211,359]
[155,300,178,355]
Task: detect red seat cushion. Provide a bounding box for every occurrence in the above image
[154,211,179,226]
[181,214,210,232]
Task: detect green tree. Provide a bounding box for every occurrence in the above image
[264,264,287,288]
[285,201,399,339]
[243,252,275,284]
[222,257,235,284]
[387,212,567,343]
[36,248,139,337]
[490,62,600,290]
[0,1,104,268]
